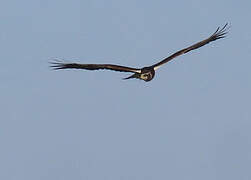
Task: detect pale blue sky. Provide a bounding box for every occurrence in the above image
[1,0,251,179]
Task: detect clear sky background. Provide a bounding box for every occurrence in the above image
[1,0,251,179]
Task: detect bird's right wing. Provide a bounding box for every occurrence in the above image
[50,61,141,73]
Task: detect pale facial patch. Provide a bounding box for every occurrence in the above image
[140,73,150,80]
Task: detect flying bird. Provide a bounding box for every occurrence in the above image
[50,24,229,82]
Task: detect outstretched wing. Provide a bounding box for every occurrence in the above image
[152,23,229,70]
[50,61,141,73]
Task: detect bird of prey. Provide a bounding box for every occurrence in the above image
[50,24,228,82]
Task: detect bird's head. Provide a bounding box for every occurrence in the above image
[123,67,155,82]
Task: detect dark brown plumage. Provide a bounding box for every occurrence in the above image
[50,23,229,82]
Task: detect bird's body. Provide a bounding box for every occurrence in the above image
[50,24,229,82]
[123,67,155,81]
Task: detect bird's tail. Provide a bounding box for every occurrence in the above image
[123,73,140,80]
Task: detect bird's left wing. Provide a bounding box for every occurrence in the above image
[152,23,229,70]
[50,61,141,73]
